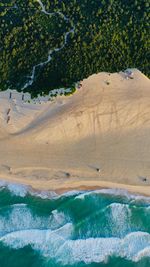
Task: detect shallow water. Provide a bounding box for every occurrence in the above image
[0,182,150,267]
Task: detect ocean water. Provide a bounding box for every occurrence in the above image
[0,182,150,267]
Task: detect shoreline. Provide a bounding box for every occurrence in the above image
[0,70,150,199]
[0,175,150,197]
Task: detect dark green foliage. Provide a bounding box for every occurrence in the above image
[0,0,149,96]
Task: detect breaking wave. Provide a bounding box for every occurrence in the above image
[1,229,150,264]
[0,181,150,267]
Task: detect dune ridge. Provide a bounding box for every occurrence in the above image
[0,69,150,195]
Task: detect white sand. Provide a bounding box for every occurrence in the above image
[0,69,150,196]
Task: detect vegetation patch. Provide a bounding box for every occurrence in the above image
[0,0,149,96]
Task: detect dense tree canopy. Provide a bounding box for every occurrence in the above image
[0,0,149,96]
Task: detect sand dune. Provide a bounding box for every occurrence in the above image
[0,69,150,195]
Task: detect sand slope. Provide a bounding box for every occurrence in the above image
[0,69,150,195]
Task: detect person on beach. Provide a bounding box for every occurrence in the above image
[7,116,10,124]
[7,108,11,115]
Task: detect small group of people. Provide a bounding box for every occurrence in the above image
[9,92,24,101]
[125,70,134,80]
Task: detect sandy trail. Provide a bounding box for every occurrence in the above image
[22,0,75,90]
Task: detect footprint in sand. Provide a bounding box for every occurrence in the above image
[0,164,12,174]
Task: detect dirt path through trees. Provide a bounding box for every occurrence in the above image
[22,0,75,90]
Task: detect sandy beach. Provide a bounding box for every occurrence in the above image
[0,69,150,196]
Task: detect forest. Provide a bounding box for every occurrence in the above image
[0,0,149,96]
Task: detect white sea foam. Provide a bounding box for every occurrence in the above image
[0,180,30,197]
[0,180,7,188]
[0,180,83,200]
[75,188,150,204]
[0,204,69,237]
[61,190,84,198]
[106,203,131,237]
[0,227,150,264]
[0,205,42,235]
[75,188,133,200]
[51,210,67,227]
[31,190,58,199]
[1,180,150,205]
[0,223,73,255]
[133,246,150,262]
[7,183,29,197]
[0,180,58,199]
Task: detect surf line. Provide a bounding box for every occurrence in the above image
[22,0,75,90]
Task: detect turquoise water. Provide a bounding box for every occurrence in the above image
[0,182,150,267]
